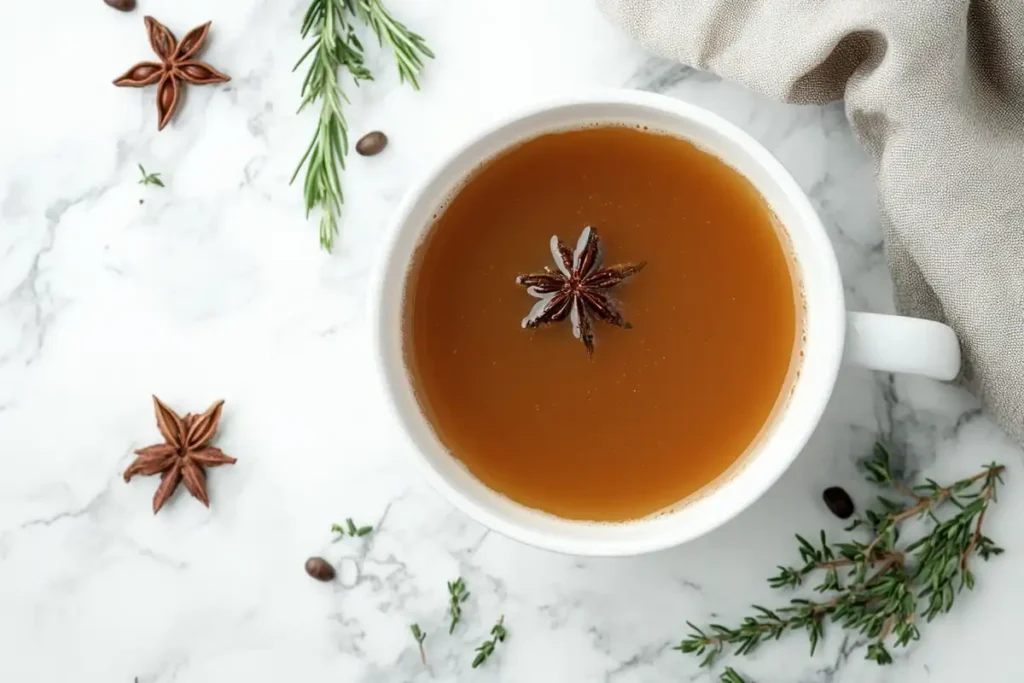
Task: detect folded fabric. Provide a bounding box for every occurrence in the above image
[599,0,1024,443]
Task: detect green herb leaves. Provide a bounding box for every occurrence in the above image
[407,578,508,669]
[471,616,507,668]
[293,0,432,251]
[720,668,748,683]
[137,164,164,187]
[351,0,433,88]
[447,577,470,634]
[331,518,373,537]
[410,623,427,664]
[678,443,1005,669]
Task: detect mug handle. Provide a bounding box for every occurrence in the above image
[844,312,961,380]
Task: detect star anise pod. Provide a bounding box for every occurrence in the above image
[113,16,230,131]
[516,226,645,356]
[124,396,236,513]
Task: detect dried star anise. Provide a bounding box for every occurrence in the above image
[113,16,230,131]
[516,226,645,356]
[124,396,236,513]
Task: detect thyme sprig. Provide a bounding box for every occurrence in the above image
[471,616,507,668]
[678,444,1005,668]
[331,518,373,537]
[137,164,164,187]
[447,577,470,634]
[292,0,432,251]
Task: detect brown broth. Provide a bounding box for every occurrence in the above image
[403,125,798,521]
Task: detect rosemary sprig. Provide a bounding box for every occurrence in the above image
[292,0,432,251]
[410,623,427,665]
[447,577,470,634]
[292,0,366,251]
[138,164,164,187]
[331,518,373,537]
[720,668,748,683]
[471,616,507,668]
[351,0,434,88]
[678,443,1005,668]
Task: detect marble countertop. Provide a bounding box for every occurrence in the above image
[2,1,1023,681]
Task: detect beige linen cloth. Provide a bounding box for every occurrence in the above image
[599,0,1024,443]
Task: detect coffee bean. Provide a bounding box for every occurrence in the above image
[822,486,855,519]
[356,131,388,157]
[305,556,335,582]
[104,0,137,11]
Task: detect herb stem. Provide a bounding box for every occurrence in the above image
[811,549,904,574]
[892,480,928,504]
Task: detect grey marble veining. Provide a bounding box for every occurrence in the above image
[2,1,1022,681]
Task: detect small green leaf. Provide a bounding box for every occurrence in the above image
[137,164,165,188]
[410,623,427,664]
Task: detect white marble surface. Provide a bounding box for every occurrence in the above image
[1,1,1023,681]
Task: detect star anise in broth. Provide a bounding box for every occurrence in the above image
[516,226,645,356]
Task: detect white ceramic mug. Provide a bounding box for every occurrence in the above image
[371,90,961,557]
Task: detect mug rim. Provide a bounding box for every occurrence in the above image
[371,89,845,556]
